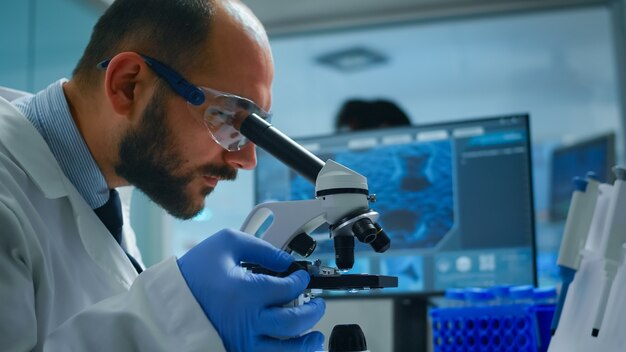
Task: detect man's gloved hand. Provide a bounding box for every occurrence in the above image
[177,229,326,352]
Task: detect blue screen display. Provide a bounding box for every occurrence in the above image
[289,141,454,253]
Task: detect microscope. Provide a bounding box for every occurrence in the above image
[238,113,398,350]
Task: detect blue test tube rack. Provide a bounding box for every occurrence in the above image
[429,289,556,352]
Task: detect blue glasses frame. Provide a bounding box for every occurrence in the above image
[97,53,271,151]
[97,54,208,106]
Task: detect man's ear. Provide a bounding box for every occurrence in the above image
[103,52,153,118]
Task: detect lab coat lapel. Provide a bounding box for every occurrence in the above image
[71,192,138,288]
[0,97,138,288]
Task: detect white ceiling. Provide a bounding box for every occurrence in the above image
[266,5,621,144]
[88,0,606,34]
[241,0,605,34]
[242,0,473,31]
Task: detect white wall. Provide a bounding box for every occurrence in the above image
[0,0,99,92]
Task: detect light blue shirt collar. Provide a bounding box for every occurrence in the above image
[12,79,110,208]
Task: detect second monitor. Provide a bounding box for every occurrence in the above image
[255,114,536,295]
[549,132,616,222]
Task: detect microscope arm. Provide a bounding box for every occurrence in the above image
[240,199,326,256]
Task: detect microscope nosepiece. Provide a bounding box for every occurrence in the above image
[334,236,355,270]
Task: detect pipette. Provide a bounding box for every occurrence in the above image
[551,174,600,334]
[591,166,626,337]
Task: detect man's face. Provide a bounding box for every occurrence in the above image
[115,7,273,219]
[115,84,238,219]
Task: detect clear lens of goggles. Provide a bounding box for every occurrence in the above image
[188,88,270,151]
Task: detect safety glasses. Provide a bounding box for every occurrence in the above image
[97,54,271,151]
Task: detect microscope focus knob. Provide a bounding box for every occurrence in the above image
[288,232,317,257]
[329,324,368,352]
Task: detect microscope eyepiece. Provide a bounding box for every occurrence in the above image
[370,223,391,253]
[334,236,355,270]
[352,218,378,244]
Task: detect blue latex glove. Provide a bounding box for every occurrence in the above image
[177,229,326,352]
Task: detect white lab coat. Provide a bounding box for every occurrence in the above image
[0,97,226,351]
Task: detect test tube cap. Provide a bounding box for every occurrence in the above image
[533,287,557,300]
[586,171,598,180]
[464,288,495,302]
[509,285,534,300]
[489,285,511,298]
[445,288,466,301]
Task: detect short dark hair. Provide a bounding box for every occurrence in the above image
[335,99,411,131]
[73,0,215,88]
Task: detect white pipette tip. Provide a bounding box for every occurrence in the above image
[591,278,612,337]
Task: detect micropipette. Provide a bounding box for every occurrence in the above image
[551,174,600,334]
[591,166,626,337]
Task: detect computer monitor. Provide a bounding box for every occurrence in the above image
[254,114,536,296]
[549,133,615,222]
